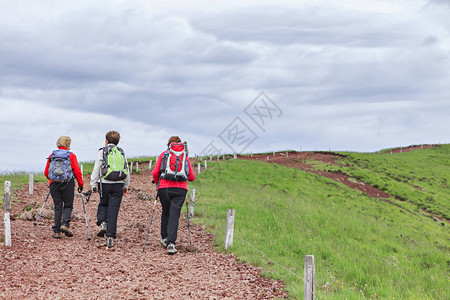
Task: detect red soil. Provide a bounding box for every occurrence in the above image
[239,152,391,199]
[0,170,287,299]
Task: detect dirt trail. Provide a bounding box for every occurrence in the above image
[239,152,391,199]
[386,144,437,154]
[0,170,287,299]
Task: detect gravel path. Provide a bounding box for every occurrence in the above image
[0,170,287,299]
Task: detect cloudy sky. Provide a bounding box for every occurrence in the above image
[1,0,449,172]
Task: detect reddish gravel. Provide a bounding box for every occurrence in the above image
[239,152,391,199]
[0,170,287,299]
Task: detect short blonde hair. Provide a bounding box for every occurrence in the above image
[57,136,71,149]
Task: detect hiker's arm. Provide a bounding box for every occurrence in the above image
[90,150,102,189]
[187,158,195,182]
[152,153,163,184]
[44,155,50,179]
[70,153,84,187]
[123,152,130,189]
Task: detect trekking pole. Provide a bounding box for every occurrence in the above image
[186,196,192,245]
[143,178,162,252]
[33,190,51,226]
[80,192,91,241]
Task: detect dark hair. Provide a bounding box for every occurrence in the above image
[106,131,121,145]
[167,136,181,147]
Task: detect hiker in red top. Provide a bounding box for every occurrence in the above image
[44,136,84,239]
[152,136,195,254]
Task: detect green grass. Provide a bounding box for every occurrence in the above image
[190,159,449,299]
[309,145,450,220]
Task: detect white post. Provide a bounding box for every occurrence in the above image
[250,151,253,157]
[210,155,212,162]
[273,151,275,156]
[224,209,235,250]
[81,165,84,175]
[300,146,302,152]
[188,189,196,219]
[267,155,269,161]
[4,181,12,247]
[28,173,33,195]
[233,153,237,159]
[130,162,133,174]
[223,154,225,161]
[198,162,201,174]
[136,162,139,172]
[217,155,219,162]
[286,152,288,157]
[204,160,207,170]
[149,160,153,170]
[304,255,316,300]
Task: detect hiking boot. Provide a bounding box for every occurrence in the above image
[160,238,168,248]
[52,232,61,239]
[106,237,114,248]
[167,243,177,255]
[97,222,107,237]
[60,225,73,237]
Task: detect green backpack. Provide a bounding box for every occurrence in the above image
[100,145,128,181]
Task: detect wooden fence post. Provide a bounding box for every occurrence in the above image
[210,155,212,162]
[273,151,275,156]
[198,162,201,174]
[267,155,269,161]
[286,152,288,157]
[149,160,152,170]
[29,174,34,195]
[224,209,235,250]
[4,181,12,246]
[233,153,237,159]
[136,162,139,172]
[204,160,207,170]
[188,189,196,219]
[304,255,316,300]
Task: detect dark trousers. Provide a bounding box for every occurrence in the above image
[96,183,124,239]
[159,187,187,245]
[50,179,75,233]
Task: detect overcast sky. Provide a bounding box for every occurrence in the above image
[1,0,449,172]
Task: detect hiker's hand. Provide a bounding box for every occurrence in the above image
[93,187,97,193]
[123,188,128,195]
[84,190,92,203]
[78,186,83,193]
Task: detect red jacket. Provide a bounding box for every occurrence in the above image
[152,145,195,190]
[44,147,84,187]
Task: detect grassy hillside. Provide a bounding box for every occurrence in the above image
[190,159,449,299]
[311,145,450,220]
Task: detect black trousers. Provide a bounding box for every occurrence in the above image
[50,179,75,233]
[158,187,187,245]
[96,183,124,239]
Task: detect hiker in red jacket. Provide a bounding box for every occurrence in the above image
[152,136,195,254]
[44,136,84,239]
